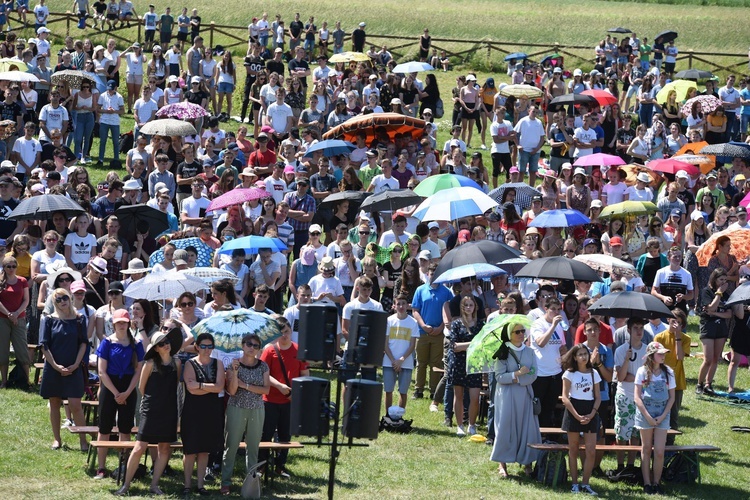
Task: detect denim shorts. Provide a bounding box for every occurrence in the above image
[218,82,235,94]
[383,367,412,395]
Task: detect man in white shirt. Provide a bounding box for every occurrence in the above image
[442,125,466,154]
[729,205,750,229]
[97,79,124,164]
[383,293,419,409]
[180,178,210,228]
[264,161,287,204]
[490,106,515,186]
[379,214,412,248]
[264,87,294,139]
[651,246,694,315]
[333,240,361,300]
[529,296,566,428]
[719,74,741,141]
[513,105,545,186]
[573,112,598,160]
[367,158,399,194]
[341,275,383,346]
[133,86,158,137]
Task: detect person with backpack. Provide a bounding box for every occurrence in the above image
[561,343,601,496]
[634,341,676,496]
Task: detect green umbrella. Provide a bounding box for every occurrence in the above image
[599,200,657,219]
[192,309,281,365]
[412,173,481,197]
[466,314,532,375]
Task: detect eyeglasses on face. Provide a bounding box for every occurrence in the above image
[243,341,261,349]
[180,301,195,307]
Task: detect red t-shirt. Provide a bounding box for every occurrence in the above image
[260,342,309,404]
[574,320,613,346]
[0,276,28,318]
[247,149,277,173]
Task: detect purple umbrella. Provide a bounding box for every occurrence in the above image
[207,188,269,213]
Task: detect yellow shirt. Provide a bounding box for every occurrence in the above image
[14,252,31,279]
[654,330,691,391]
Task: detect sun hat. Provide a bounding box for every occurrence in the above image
[46,263,82,289]
[89,256,108,275]
[636,172,651,183]
[144,328,182,360]
[123,179,142,191]
[318,256,336,273]
[121,259,152,275]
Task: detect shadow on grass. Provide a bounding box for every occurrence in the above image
[667,482,750,500]
[677,414,708,429]
[696,450,749,470]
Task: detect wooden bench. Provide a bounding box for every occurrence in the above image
[63,399,99,426]
[89,440,304,486]
[528,442,720,487]
[539,427,681,437]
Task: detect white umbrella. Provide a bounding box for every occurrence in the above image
[0,70,39,82]
[574,254,638,277]
[139,118,197,137]
[412,186,498,222]
[391,61,434,73]
[181,267,239,284]
[123,269,207,301]
[432,263,506,285]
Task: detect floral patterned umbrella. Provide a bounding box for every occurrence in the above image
[696,228,750,267]
[181,267,239,284]
[680,95,722,117]
[50,69,97,89]
[149,237,215,268]
[156,101,211,120]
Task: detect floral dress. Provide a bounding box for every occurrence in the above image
[447,319,484,389]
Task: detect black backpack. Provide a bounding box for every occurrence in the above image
[663,451,699,483]
[534,440,567,486]
[6,362,30,391]
[607,464,643,485]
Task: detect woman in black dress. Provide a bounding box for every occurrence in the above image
[115,327,181,496]
[380,243,404,313]
[182,333,226,495]
[39,288,89,451]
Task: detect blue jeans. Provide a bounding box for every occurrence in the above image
[74,112,94,157]
[741,114,750,138]
[518,150,540,175]
[639,103,654,128]
[98,122,120,162]
[725,112,739,142]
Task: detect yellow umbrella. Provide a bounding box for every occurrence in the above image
[0,59,28,72]
[655,79,698,104]
[329,51,371,63]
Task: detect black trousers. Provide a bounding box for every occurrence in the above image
[532,373,563,428]
[259,401,291,468]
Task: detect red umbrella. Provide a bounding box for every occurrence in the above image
[582,89,618,107]
[646,158,700,176]
[573,152,626,167]
[207,188,269,213]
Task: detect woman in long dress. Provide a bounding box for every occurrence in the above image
[490,321,541,478]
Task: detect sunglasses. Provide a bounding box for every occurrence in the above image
[392,249,403,253]
[58,277,73,283]
[244,341,261,349]
[156,340,170,348]
[198,344,214,350]
[513,329,526,335]
[180,301,195,307]
[55,295,70,303]
[359,231,370,235]
[310,232,321,236]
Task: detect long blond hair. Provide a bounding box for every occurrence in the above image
[459,295,477,326]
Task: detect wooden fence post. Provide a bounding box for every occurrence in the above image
[66,12,70,37]
[137,21,142,44]
[486,42,492,70]
[688,51,693,69]
[209,22,215,51]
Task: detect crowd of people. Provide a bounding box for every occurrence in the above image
[0,7,745,497]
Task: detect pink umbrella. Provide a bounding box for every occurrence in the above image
[740,191,750,208]
[156,101,210,120]
[207,188,268,213]
[573,153,626,167]
[646,158,700,176]
[680,95,721,117]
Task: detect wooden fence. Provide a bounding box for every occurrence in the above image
[22,12,750,75]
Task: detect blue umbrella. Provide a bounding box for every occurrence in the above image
[432,263,506,285]
[528,209,590,228]
[302,139,356,158]
[391,61,434,73]
[149,237,215,268]
[218,235,287,256]
[504,52,527,62]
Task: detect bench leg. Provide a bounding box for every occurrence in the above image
[682,452,702,484]
[552,451,564,488]
[117,450,125,486]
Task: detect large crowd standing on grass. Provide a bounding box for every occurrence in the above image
[0,3,747,497]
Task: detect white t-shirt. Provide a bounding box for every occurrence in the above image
[513,116,545,151]
[12,136,42,173]
[98,92,124,126]
[490,120,513,154]
[530,317,565,377]
[264,177,286,204]
[283,304,302,344]
[133,98,158,124]
[125,53,145,76]
[342,297,383,322]
[333,256,362,287]
[220,262,250,292]
[247,258,281,289]
[181,195,211,223]
[31,250,65,275]
[308,274,344,303]
[39,104,69,142]
[64,232,97,265]
[652,266,693,298]
[614,341,648,397]
[383,314,419,369]
[369,174,399,194]
[573,126,598,157]
[624,185,653,202]
[602,182,627,205]
[266,102,294,134]
[563,369,602,400]
[378,230,412,248]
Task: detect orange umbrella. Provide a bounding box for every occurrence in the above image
[323,112,427,143]
[675,141,715,172]
[619,164,661,188]
[672,154,715,175]
[696,228,750,266]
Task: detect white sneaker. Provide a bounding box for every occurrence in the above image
[62,419,74,427]
[429,403,439,412]
[571,483,580,493]
[580,484,598,496]
[468,425,477,436]
[456,425,466,437]
[480,144,487,150]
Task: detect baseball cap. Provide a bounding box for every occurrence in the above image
[645,341,670,358]
[70,280,86,293]
[466,75,477,81]
[191,76,201,84]
[553,67,562,74]
[308,224,323,234]
[561,162,572,171]
[427,221,439,230]
[37,27,51,34]
[675,170,689,179]
[487,212,501,222]
[47,171,61,181]
[359,22,366,27]
[106,80,117,89]
[583,238,599,248]
[112,309,131,324]
[458,229,471,242]
[691,210,706,221]
[257,132,269,140]
[154,182,169,194]
[610,236,623,247]
[274,47,283,53]
[509,166,520,174]
[573,68,583,77]
[591,199,603,208]
[108,281,124,293]
[366,149,377,157]
[670,209,683,218]
[418,250,432,261]
[736,206,747,215]
[531,194,543,202]
[168,75,179,83]
[706,171,718,180]
[574,167,587,177]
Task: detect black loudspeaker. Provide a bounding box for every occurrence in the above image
[290,376,331,437]
[298,303,338,362]
[342,379,383,440]
[347,309,388,366]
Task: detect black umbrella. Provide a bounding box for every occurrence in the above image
[674,69,714,80]
[433,240,521,282]
[516,256,602,282]
[318,190,371,211]
[607,27,632,34]
[548,93,598,112]
[699,142,750,162]
[8,193,85,220]
[725,282,750,307]
[587,291,675,319]
[114,204,169,242]
[655,30,678,43]
[359,189,423,213]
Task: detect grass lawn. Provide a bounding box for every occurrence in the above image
[2,317,750,499]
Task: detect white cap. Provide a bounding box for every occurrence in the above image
[591,199,603,208]
[675,170,689,179]
[168,75,179,83]
[153,182,169,193]
[573,68,583,76]
[466,74,477,81]
[691,210,706,221]
[191,76,201,84]
[561,162,572,170]
[359,22,366,27]
[427,221,439,229]
[418,250,432,261]
[573,167,587,177]
[308,224,323,233]
[636,172,651,183]
[553,67,562,74]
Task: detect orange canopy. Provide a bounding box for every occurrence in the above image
[323,112,428,144]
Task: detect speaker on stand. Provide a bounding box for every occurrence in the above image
[346,309,388,366]
[297,303,338,362]
[342,379,383,440]
[290,376,331,438]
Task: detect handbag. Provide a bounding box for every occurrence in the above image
[509,349,541,416]
[240,461,265,499]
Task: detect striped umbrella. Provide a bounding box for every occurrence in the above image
[488,182,542,210]
[412,173,481,197]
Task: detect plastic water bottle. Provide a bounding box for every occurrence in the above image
[560,319,569,331]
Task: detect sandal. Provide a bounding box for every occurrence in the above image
[498,468,509,478]
[196,487,209,496]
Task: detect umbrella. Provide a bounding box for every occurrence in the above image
[114,204,169,241]
[302,139,356,159]
[0,71,38,82]
[192,308,281,365]
[581,89,618,107]
[680,95,722,117]
[149,237,215,268]
[504,52,527,61]
[359,189,423,213]
[646,158,700,177]
[329,51,371,63]
[218,235,287,256]
[433,240,521,282]
[655,30,678,43]
[573,152,626,168]
[740,191,750,208]
[607,27,632,34]
[528,209,590,228]
[7,194,84,221]
[50,69,98,89]
[655,79,697,103]
[392,61,434,73]
[412,173,481,197]
[573,254,638,277]
[123,269,207,301]
[696,228,750,267]
[599,200,657,219]
[206,187,268,213]
[674,69,714,80]
[540,53,563,67]
[466,314,532,374]
[516,256,602,282]
[488,182,542,210]
[412,186,498,221]
[548,93,598,109]
[432,263,506,285]
[725,282,750,307]
[181,267,239,284]
[498,84,543,99]
[322,112,427,144]
[619,164,661,187]
[139,118,197,137]
[496,257,530,276]
[587,291,674,319]
[318,190,371,211]
[156,101,211,120]
[699,142,750,162]
[671,154,714,174]
[0,59,27,72]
